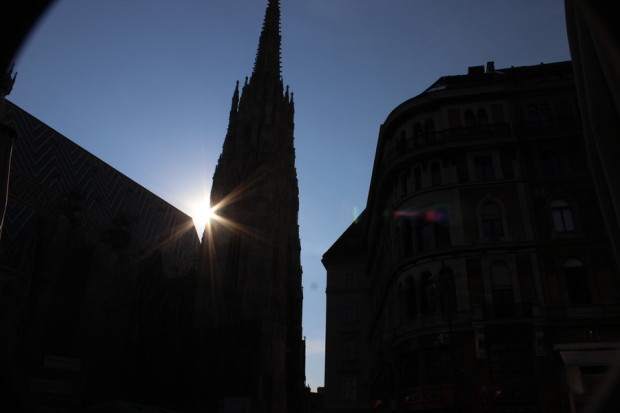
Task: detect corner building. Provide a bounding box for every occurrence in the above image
[196,1,305,413]
[324,61,620,413]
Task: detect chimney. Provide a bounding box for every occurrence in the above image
[486,61,495,73]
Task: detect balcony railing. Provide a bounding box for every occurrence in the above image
[443,122,511,141]
[480,303,534,320]
[384,117,580,165]
[513,117,581,135]
[384,122,511,164]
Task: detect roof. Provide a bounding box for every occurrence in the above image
[423,60,573,94]
[322,210,366,262]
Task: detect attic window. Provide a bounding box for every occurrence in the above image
[427,83,447,92]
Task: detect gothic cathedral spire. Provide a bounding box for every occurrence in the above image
[252,0,282,84]
[197,1,305,412]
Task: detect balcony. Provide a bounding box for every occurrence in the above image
[443,122,511,142]
[480,303,535,320]
[384,122,512,164]
[514,117,581,136]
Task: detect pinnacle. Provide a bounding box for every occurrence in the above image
[251,0,282,83]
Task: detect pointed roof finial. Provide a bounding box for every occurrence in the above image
[251,0,282,82]
[229,80,240,119]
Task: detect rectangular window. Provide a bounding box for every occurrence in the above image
[448,108,462,128]
[466,258,485,307]
[345,272,357,287]
[343,376,358,401]
[482,218,504,237]
[492,288,516,318]
[431,164,442,186]
[474,156,495,181]
[414,168,423,190]
[566,267,591,304]
[542,150,562,176]
[490,103,506,123]
[344,304,357,322]
[343,340,358,359]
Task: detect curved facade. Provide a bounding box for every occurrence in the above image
[324,61,620,413]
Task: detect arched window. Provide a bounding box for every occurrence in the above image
[425,119,436,142]
[435,208,451,248]
[414,167,423,191]
[464,110,476,128]
[396,131,406,151]
[420,272,433,315]
[477,108,489,126]
[406,278,417,320]
[431,163,442,186]
[490,261,515,318]
[551,199,575,232]
[414,123,424,145]
[481,202,504,237]
[418,217,432,252]
[438,268,457,314]
[400,171,408,198]
[564,259,591,304]
[402,220,413,256]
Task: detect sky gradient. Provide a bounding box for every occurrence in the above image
[8,0,571,390]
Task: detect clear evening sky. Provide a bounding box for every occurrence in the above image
[9,0,570,391]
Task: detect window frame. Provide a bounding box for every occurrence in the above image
[551,199,575,233]
[481,202,504,238]
[563,258,591,305]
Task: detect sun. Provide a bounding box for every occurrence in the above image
[191,199,216,236]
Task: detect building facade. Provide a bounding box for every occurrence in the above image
[324,61,620,413]
[0,101,201,411]
[195,1,305,412]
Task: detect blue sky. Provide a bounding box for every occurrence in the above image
[9,0,570,390]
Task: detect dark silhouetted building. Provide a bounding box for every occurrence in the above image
[323,61,620,413]
[194,1,305,413]
[0,100,200,411]
[0,2,304,413]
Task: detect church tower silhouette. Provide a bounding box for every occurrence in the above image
[197,1,304,412]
